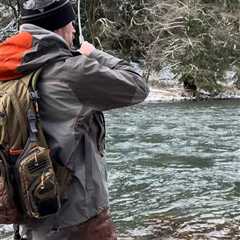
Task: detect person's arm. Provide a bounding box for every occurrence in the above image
[80,41,141,73]
[48,42,149,111]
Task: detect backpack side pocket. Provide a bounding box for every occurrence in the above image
[15,143,61,219]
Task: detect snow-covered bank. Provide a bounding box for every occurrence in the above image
[146,87,191,102]
[145,86,240,103]
[146,68,240,103]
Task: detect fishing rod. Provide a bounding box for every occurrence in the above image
[78,0,84,44]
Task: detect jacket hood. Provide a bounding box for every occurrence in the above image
[0,24,72,81]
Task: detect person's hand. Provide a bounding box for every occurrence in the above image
[79,41,95,56]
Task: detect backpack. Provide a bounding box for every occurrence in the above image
[0,70,71,224]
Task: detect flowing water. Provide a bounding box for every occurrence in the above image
[105,100,240,240]
[1,99,240,239]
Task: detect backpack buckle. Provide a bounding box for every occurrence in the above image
[27,111,38,134]
[30,91,40,101]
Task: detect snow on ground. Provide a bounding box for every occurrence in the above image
[145,86,240,103]
[146,87,191,102]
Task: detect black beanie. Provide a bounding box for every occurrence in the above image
[21,0,76,31]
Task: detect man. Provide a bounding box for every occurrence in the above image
[0,0,149,239]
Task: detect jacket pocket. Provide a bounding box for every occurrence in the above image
[75,111,105,157]
[93,111,105,156]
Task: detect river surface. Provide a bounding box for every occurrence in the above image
[105,100,240,240]
[1,100,240,239]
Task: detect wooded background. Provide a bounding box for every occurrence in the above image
[1,0,240,94]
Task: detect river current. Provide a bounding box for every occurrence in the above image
[1,100,240,239]
[106,100,240,240]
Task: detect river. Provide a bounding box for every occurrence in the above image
[1,99,240,239]
[105,100,240,240]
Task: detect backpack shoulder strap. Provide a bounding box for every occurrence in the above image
[20,68,47,147]
[20,68,42,90]
[31,68,42,91]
